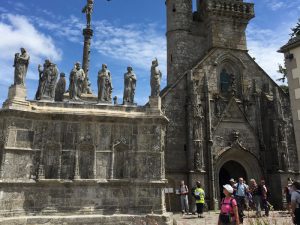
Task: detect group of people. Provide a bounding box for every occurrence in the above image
[177,177,271,225]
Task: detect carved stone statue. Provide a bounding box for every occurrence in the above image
[229,73,237,95]
[150,58,162,97]
[35,59,59,100]
[123,66,137,104]
[98,64,113,102]
[13,48,30,86]
[69,62,85,100]
[55,73,66,102]
[194,103,204,120]
[82,0,94,28]
[281,152,288,172]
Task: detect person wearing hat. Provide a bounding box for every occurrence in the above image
[218,184,239,225]
[229,178,237,195]
[194,181,205,218]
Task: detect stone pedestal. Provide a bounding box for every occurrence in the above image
[3,85,30,110]
[147,96,162,114]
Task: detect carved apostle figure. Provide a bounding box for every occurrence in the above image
[35,60,49,100]
[35,59,59,100]
[123,66,137,104]
[55,73,66,102]
[69,62,85,100]
[98,64,113,102]
[82,0,94,28]
[13,48,30,86]
[150,58,162,97]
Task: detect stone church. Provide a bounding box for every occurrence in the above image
[162,0,299,210]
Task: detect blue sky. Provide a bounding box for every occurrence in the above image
[0,0,299,105]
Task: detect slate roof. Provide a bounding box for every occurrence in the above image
[279,35,300,53]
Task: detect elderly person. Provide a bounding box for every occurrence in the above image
[249,179,261,217]
[234,177,249,223]
[218,184,239,225]
[179,180,189,215]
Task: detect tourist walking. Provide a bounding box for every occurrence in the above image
[260,179,269,217]
[194,181,205,218]
[291,181,300,225]
[249,179,261,217]
[179,180,189,215]
[284,178,293,213]
[234,177,248,223]
[218,184,239,225]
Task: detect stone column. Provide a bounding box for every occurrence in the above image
[82,28,93,94]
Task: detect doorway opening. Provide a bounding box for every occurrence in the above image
[219,160,247,198]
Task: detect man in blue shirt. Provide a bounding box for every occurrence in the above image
[234,177,249,223]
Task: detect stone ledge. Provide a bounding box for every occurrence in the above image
[0,213,173,225]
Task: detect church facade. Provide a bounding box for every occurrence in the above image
[162,0,299,210]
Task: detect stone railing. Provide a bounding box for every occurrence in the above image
[207,0,255,19]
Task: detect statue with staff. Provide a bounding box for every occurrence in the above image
[82,0,94,28]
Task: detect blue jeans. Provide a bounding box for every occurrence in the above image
[180,195,189,213]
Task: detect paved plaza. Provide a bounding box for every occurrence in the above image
[174,211,293,225]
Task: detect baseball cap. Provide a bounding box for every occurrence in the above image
[223,184,234,194]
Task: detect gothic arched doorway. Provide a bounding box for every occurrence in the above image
[219,160,247,198]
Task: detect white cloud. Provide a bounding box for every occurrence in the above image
[93,21,167,77]
[0,13,62,103]
[247,24,292,82]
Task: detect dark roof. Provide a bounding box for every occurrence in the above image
[279,36,300,53]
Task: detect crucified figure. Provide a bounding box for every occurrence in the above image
[82,0,94,28]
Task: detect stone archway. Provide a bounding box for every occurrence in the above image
[215,147,263,201]
[219,160,247,198]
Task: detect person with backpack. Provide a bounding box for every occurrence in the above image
[234,177,249,223]
[194,181,205,218]
[291,181,300,225]
[179,180,189,215]
[218,184,240,225]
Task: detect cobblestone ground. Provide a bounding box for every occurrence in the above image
[174,211,293,225]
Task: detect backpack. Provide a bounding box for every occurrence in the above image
[220,198,234,224]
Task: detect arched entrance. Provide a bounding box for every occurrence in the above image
[219,160,247,198]
[215,146,263,201]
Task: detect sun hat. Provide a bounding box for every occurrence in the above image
[229,178,235,182]
[223,184,234,194]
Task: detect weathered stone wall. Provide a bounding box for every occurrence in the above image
[0,182,165,217]
[0,103,170,222]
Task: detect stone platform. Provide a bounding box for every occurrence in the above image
[0,213,173,225]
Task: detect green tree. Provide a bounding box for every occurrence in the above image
[280,85,289,95]
[277,64,287,83]
[291,18,300,38]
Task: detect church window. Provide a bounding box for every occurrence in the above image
[220,68,231,93]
